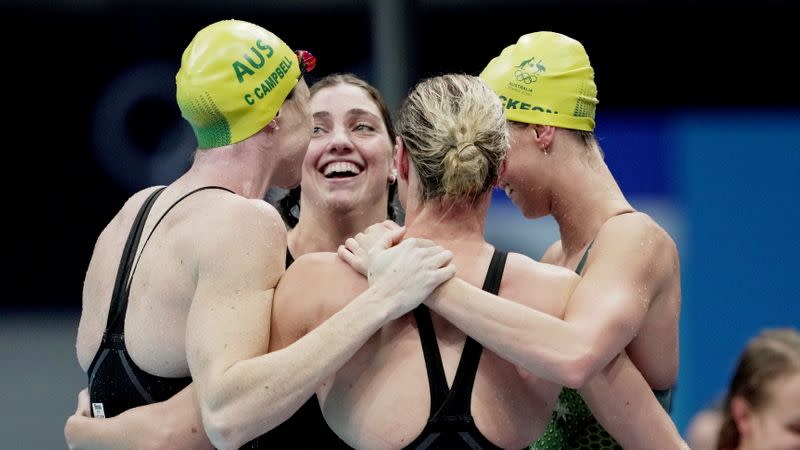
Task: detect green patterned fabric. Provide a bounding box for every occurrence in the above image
[530,387,673,449]
[531,388,621,449]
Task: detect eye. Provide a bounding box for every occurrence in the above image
[312,125,325,136]
[354,122,375,133]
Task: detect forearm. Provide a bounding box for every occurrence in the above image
[579,352,688,450]
[426,278,598,387]
[64,385,213,450]
[200,286,393,449]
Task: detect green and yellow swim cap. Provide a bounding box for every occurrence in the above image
[480,31,598,131]
[176,19,302,149]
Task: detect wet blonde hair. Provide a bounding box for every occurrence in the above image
[396,74,507,201]
[717,328,800,450]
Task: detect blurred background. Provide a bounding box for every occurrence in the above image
[2,0,798,448]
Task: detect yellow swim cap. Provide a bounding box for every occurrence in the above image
[480,31,598,131]
[176,20,303,149]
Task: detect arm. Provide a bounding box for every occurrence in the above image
[64,386,213,450]
[578,352,688,449]
[426,215,677,387]
[187,200,454,450]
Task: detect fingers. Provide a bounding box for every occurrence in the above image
[435,264,457,283]
[381,219,401,230]
[338,244,366,276]
[399,237,437,249]
[382,226,406,248]
[76,388,90,416]
[344,237,361,254]
[427,248,454,269]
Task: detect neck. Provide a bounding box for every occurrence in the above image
[403,191,490,246]
[184,145,275,199]
[550,156,633,258]
[288,196,388,258]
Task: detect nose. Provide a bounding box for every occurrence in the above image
[326,125,354,154]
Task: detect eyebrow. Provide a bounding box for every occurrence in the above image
[312,109,381,121]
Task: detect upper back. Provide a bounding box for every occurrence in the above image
[269,239,578,449]
[78,185,282,377]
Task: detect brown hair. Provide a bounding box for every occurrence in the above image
[717,328,800,449]
[278,73,397,227]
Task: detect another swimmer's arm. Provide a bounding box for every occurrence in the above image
[427,217,676,387]
[64,386,213,450]
[579,352,689,449]
[187,203,453,449]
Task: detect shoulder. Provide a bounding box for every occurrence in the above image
[502,252,578,317]
[109,186,166,225]
[597,212,678,264]
[585,211,680,291]
[540,240,563,264]
[282,252,367,304]
[272,252,368,343]
[192,195,287,284]
[200,194,286,245]
[506,251,578,284]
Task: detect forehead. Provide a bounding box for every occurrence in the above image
[311,83,381,118]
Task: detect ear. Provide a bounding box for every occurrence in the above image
[395,136,410,181]
[532,124,555,154]
[495,154,508,186]
[731,396,753,438]
[265,118,280,134]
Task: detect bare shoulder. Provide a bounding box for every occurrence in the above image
[501,252,579,317]
[589,212,680,292]
[599,212,678,264]
[191,194,287,289]
[283,252,367,311]
[198,194,287,249]
[271,252,368,349]
[540,240,563,264]
[104,186,166,230]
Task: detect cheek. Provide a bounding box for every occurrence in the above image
[364,140,394,172]
[304,140,325,166]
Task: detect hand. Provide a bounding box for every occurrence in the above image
[64,389,92,449]
[368,238,456,320]
[76,388,91,417]
[338,220,405,277]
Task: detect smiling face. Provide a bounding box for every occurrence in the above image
[301,82,395,214]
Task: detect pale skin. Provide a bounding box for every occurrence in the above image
[64,79,420,450]
[416,123,685,448]
[731,372,800,450]
[686,407,723,450]
[67,81,312,450]
[270,138,580,449]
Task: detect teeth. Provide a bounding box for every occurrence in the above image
[323,161,361,176]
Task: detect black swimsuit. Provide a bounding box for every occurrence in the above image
[87,186,232,419]
[403,250,520,450]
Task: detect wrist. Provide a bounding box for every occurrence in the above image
[361,283,400,321]
[426,277,455,307]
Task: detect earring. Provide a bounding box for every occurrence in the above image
[543,146,549,156]
[389,169,398,184]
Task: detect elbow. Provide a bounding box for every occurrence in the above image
[559,348,598,389]
[201,405,246,450]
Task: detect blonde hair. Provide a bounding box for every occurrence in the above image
[717,328,800,450]
[396,74,507,201]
